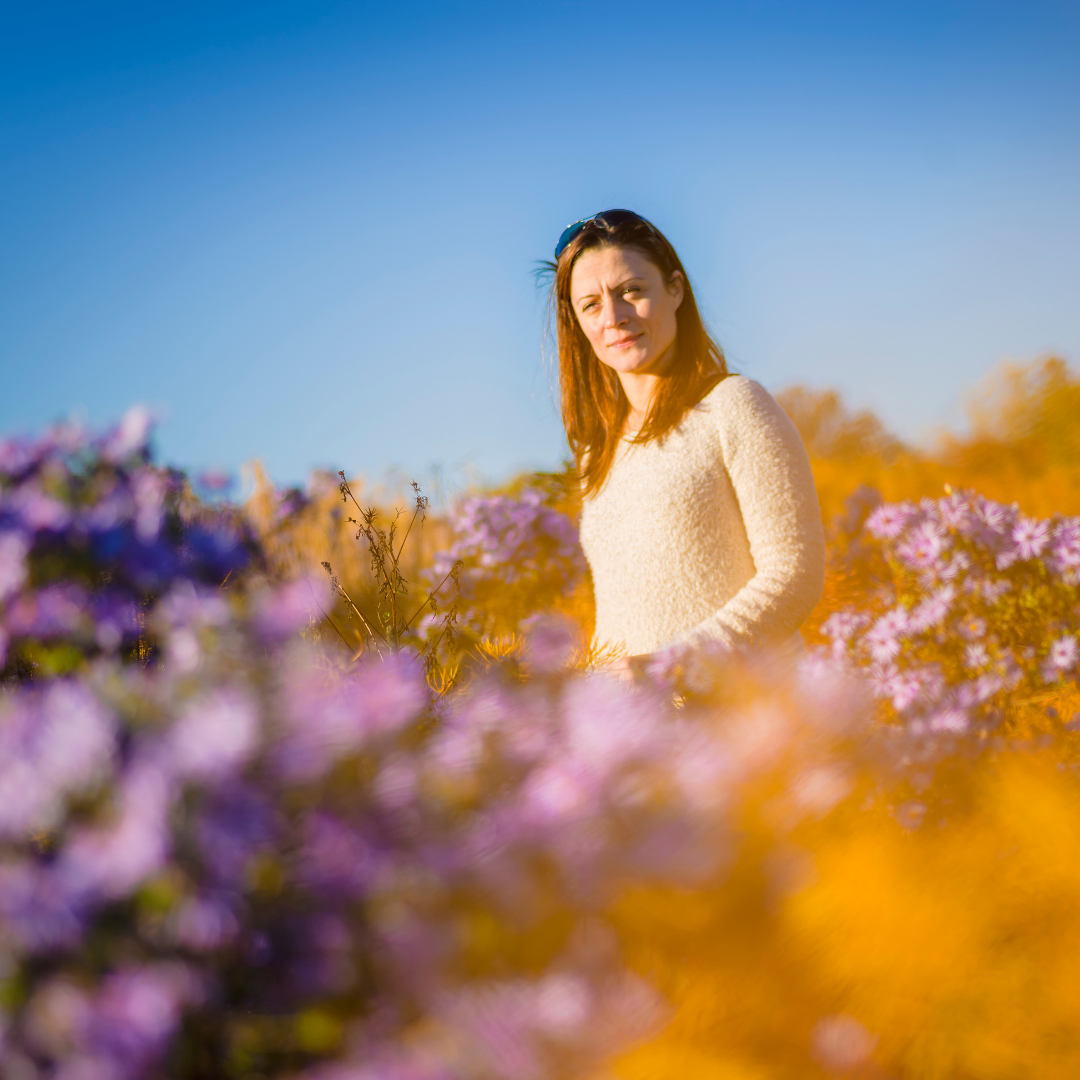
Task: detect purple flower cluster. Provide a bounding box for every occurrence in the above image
[0,414,884,1079]
[0,408,250,678]
[0,593,875,1078]
[824,490,1080,738]
[428,488,586,636]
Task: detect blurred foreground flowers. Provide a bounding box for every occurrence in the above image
[2,373,1080,1079]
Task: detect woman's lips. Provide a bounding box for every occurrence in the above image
[608,334,642,350]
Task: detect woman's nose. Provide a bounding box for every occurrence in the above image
[602,294,627,327]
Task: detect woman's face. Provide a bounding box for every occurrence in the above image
[569,245,684,377]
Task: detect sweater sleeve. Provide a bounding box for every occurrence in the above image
[676,377,826,650]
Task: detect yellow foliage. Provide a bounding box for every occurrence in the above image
[790,357,1080,526]
[606,751,1080,1079]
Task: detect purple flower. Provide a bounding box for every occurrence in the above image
[437,969,660,1080]
[426,715,484,780]
[0,436,37,477]
[7,483,72,532]
[81,486,133,532]
[167,894,239,952]
[360,652,430,728]
[0,860,84,952]
[167,688,260,783]
[885,672,923,712]
[297,813,380,896]
[0,530,30,602]
[430,488,586,631]
[865,502,917,539]
[1049,518,1080,581]
[909,586,955,632]
[156,582,230,632]
[864,610,910,663]
[276,669,367,782]
[91,592,141,652]
[80,963,202,1076]
[179,522,248,581]
[895,521,946,569]
[1046,635,1079,677]
[868,661,900,700]
[99,405,154,464]
[195,784,277,886]
[880,664,945,713]
[59,761,173,901]
[521,614,578,674]
[520,762,602,828]
[131,468,167,542]
[994,542,1021,571]
[938,550,971,581]
[821,610,871,644]
[0,681,116,839]
[974,498,1017,540]
[272,486,308,522]
[1053,518,1080,547]
[980,577,1012,603]
[936,491,976,533]
[195,469,232,494]
[1012,516,1050,560]
[373,754,420,812]
[561,676,671,782]
[5,583,88,637]
[277,653,427,780]
[253,574,331,641]
[926,708,969,735]
[956,672,1004,708]
[23,975,94,1059]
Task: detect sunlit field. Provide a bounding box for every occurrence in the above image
[2,356,1079,1079]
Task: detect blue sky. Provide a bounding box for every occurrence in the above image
[2,1,1078,489]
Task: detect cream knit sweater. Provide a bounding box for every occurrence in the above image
[579,375,825,657]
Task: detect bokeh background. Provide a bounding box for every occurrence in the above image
[2,0,1078,486]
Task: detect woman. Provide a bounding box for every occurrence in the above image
[548,209,825,672]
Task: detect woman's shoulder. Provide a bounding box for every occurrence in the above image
[693,374,804,460]
[699,373,779,422]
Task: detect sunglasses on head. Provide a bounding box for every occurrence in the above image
[553,209,648,261]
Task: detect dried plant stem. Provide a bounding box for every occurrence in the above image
[395,501,423,561]
[403,562,462,633]
[321,561,387,656]
[333,474,458,673]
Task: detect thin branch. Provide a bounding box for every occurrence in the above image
[303,576,352,651]
[420,609,457,658]
[323,610,354,651]
[396,483,429,562]
[337,472,367,516]
[403,561,463,632]
[395,506,421,563]
[339,585,388,650]
[321,561,387,654]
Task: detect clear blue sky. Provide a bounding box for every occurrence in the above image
[2,1,1078,489]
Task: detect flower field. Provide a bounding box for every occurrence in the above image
[2,357,1079,1079]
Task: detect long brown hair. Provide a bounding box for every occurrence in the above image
[547,212,728,498]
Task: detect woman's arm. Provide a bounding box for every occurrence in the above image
[678,377,826,650]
